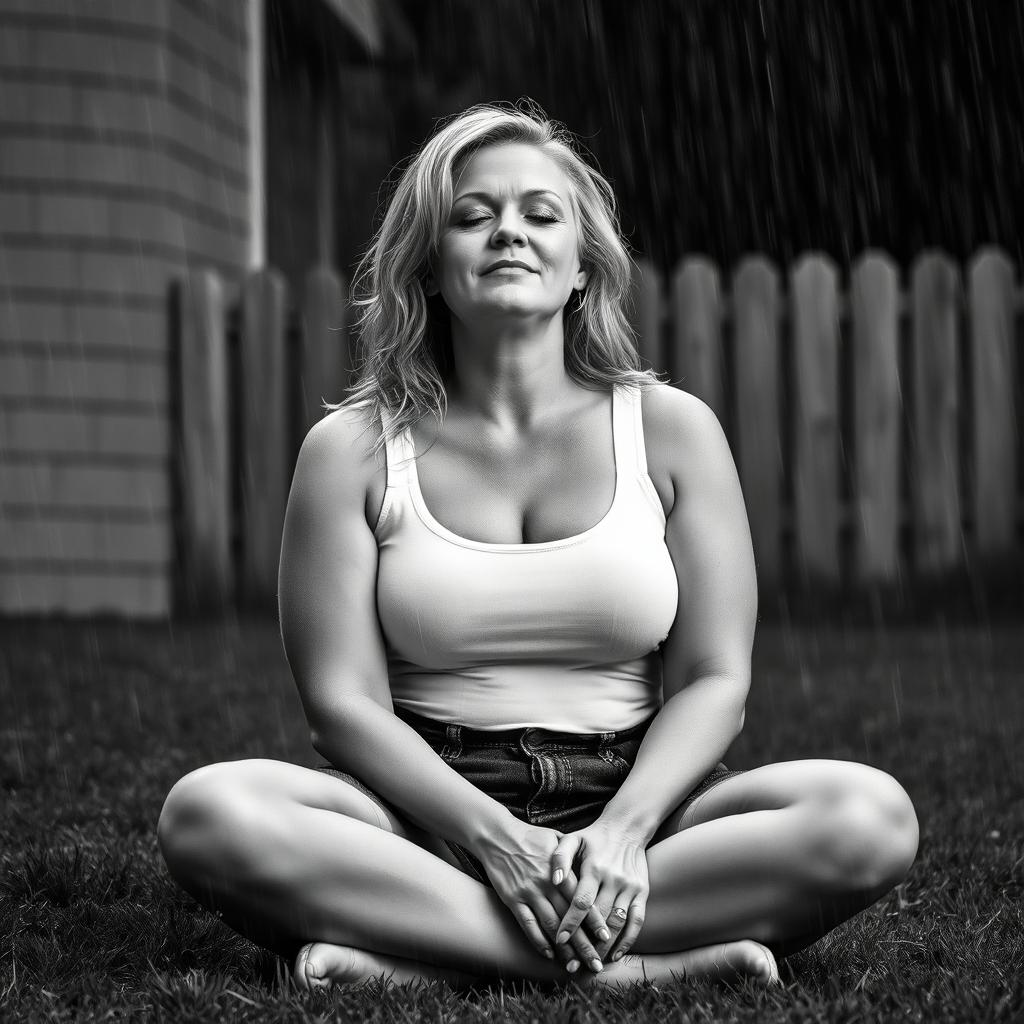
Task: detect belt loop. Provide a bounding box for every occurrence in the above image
[443,723,463,760]
[598,730,616,751]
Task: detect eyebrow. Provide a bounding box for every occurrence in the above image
[452,189,565,204]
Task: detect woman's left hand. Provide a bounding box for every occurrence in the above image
[549,821,649,964]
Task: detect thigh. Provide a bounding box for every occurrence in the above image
[653,758,909,840]
[311,762,466,873]
[163,758,464,873]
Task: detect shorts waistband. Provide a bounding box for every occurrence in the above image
[393,705,655,750]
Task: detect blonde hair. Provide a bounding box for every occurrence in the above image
[337,100,657,447]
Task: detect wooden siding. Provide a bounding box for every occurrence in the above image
[0,0,250,615]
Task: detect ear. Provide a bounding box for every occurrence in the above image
[424,275,440,297]
[574,267,588,292]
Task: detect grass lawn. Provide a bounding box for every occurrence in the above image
[1,615,1022,1022]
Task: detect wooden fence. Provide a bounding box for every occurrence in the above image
[174,265,350,611]
[174,248,1021,611]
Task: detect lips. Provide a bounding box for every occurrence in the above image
[482,259,535,274]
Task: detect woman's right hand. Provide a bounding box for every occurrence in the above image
[473,819,610,974]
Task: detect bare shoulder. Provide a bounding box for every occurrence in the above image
[640,383,731,508]
[292,402,385,509]
[639,381,722,445]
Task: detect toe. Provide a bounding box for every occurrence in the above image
[294,943,321,992]
[295,942,340,991]
[749,942,780,985]
[295,942,363,991]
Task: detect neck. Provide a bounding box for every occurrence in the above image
[446,313,574,429]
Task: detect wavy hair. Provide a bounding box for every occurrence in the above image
[336,100,658,448]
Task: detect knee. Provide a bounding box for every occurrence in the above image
[807,766,919,894]
[157,760,270,884]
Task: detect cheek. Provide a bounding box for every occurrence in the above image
[551,230,582,273]
[436,243,475,287]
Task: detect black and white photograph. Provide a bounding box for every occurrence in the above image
[1,1,1021,1020]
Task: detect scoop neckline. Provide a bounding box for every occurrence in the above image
[405,388,621,553]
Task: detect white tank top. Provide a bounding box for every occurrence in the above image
[374,385,679,732]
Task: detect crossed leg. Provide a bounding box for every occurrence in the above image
[643,757,919,957]
[156,756,917,990]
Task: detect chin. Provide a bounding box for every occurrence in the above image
[456,296,544,319]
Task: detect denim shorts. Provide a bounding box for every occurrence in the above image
[315,706,743,887]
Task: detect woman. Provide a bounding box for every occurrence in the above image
[157,103,919,991]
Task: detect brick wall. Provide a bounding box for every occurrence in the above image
[0,0,251,615]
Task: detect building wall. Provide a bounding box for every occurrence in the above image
[0,0,251,615]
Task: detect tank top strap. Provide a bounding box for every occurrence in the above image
[374,412,416,537]
[382,421,416,487]
[612,384,649,476]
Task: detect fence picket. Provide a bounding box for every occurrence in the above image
[791,255,841,585]
[850,252,901,584]
[911,252,962,574]
[175,246,1022,610]
[176,269,231,611]
[630,257,663,371]
[732,256,782,588]
[300,265,349,439]
[240,268,288,606]
[969,248,1017,559]
[671,257,723,418]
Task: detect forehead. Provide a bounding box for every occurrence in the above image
[453,143,573,201]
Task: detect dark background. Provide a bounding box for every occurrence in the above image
[269,0,1024,278]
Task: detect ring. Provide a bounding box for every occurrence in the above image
[612,906,628,919]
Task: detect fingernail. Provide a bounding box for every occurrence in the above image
[590,958,603,973]
[612,950,624,961]
[553,869,563,885]
[597,928,610,941]
[542,947,553,959]
[566,960,580,974]
[556,931,570,945]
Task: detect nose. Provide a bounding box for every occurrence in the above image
[490,210,527,248]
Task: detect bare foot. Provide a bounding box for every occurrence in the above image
[294,938,779,993]
[590,940,780,988]
[294,941,475,992]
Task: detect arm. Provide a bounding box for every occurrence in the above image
[278,408,602,966]
[550,386,756,957]
[278,408,514,853]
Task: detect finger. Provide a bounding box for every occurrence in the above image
[587,903,611,952]
[547,882,602,974]
[530,896,573,967]
[555,883,607,973]
[550,834,581,887]
[552,869,608,949]
[602,897,630,955]
[513,903,554,960]
[555,879,598,947]
[566,918,604,974]
[589,885,623,958]
[609,896,647,962]
[556,880,611,950]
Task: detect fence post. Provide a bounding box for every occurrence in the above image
[910,252,962,576]
[969,248,1017,561]
[732,256,782,590]
[851,251,901,585]
[630,258,663,372]
[300,265,349,440]
[240,267,289,607]
[175,268,231,612]
[670,257,723,419]
[791,254,841,587]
